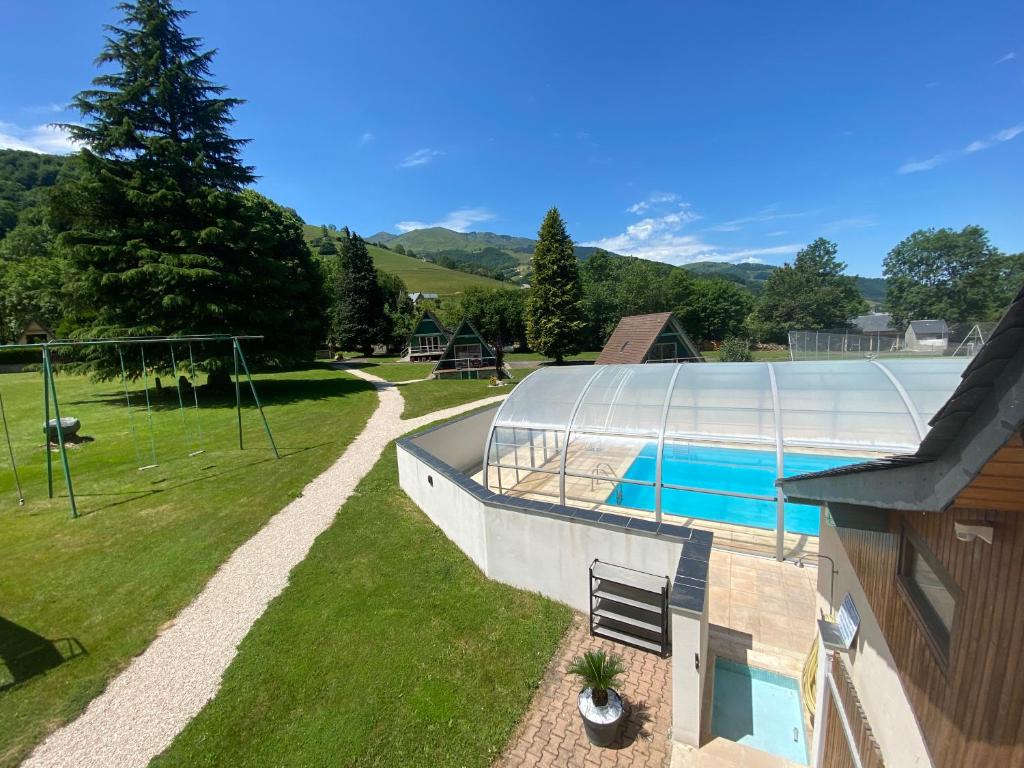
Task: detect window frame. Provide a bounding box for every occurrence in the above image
[895,524,960,668]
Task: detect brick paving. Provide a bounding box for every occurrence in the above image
[496,613,672,768]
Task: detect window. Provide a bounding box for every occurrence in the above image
[648,342,676,362]
[897,526,959,663]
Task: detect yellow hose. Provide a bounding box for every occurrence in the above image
[802,613,834,722]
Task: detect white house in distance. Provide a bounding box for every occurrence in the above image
[904,319,949,352]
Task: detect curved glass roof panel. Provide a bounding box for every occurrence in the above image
[490,358,969,453]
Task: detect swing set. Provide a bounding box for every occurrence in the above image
[0,334,279,519]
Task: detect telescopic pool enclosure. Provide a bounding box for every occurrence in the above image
[482,359,967,559]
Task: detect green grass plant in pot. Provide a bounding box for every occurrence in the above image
[567,649,626,746]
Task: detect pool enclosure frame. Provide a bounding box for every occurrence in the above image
[482,360,966,560]
[0,334,278,519]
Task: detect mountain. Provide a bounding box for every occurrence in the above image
[320,224,891,303]
[0,148,72,238]
[301,224,508,295]
[684,260,887,304]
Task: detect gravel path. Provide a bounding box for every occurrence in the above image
[23,366,506,768]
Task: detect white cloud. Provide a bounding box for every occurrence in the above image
[360,131,375,145]
[0,121,80,154]
[397,148,444,168]
[898,155,944,174]
[706,206,811,232]
[396,207,496,233]
[964,123,1024,153]
[996,52,1016,64]
[23,102,66,115]
[583,204,799,265]
[626,192,678,214]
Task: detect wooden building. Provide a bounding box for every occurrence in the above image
[781,284,1024,768]
[15,320,53,345]
[405,310,449,361]
[595,312,703,365]
[433,319,500,380]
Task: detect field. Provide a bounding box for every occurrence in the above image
[152,443,571,767]
[301,225,508,295]
[0,365,378,767]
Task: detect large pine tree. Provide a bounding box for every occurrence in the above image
[56,0,323,371]
[526,207,585,362]
[329,231,388,355]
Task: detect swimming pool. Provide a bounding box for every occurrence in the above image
[711,657,808,764]
[607,443,867,535]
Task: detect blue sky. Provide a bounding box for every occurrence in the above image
[1,1,1022,276]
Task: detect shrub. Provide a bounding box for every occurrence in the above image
[719,336,753,362]
[567,650,626,706]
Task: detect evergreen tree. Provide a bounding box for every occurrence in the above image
[526,207,585,362]
[748,237,866,342]
[329,231,387,355]
[53,0,323,372]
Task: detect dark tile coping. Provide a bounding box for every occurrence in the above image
[398,420,711,617]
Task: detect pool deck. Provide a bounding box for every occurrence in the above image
[484,440,820,560]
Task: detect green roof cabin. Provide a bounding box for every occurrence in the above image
[433,319,500,379]
[406,310,450,361]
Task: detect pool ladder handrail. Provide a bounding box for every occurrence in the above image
[591,462,624,504]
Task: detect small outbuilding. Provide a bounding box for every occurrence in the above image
[406,310,450,361]
[16,320,54,345]
[596,312,703,365]
[904,319,949,352]
[433,319,499,379]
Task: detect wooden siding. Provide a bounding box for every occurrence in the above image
[822,653,885,768]
[833,497,1024,767]
[954,432,1024,512]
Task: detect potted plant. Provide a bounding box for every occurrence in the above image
[567,649,626,747]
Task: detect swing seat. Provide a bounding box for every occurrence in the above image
[46,417,81,442]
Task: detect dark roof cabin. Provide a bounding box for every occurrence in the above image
[433,319,499,379]
[596,312,703,365]
[406,310,449,361]
[780,285,1024,768]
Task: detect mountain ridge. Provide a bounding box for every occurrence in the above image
[364,225,887,302]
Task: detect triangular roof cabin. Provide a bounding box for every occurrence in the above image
[596,312,703,365]
[433,319,499,379]
[406,310,450,361]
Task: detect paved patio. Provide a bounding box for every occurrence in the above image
[495,613,673,768]
[495,548,820,767]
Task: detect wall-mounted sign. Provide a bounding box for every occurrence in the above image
[837,593,860,649]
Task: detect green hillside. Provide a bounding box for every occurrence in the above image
[683,260,886,303]
[302,224,507,295]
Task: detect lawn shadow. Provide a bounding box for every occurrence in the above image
[60,371,375,412]
[66,440,334,517]
[0,617,87,690]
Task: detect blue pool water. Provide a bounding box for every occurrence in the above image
[607,443,866,535]
[712,658,808,764]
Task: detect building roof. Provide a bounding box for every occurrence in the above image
[410,309,449,337]
[595,312,702,365]
[908,319,949,335]
[408,292,439,302]
[781,284,1024,512]
[852,313,897,333]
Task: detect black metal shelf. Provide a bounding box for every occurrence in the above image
[589,559,670,656]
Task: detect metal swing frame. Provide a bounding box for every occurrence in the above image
[0,334,279,519]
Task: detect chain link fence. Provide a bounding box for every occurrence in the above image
[788,322,998,361]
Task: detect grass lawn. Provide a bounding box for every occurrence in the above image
[702,349,792,362]
[340,358,437,382]
[399,371,535,420]
[504,351,600,362]
[0,365,377,767]
[153,442,573,768]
